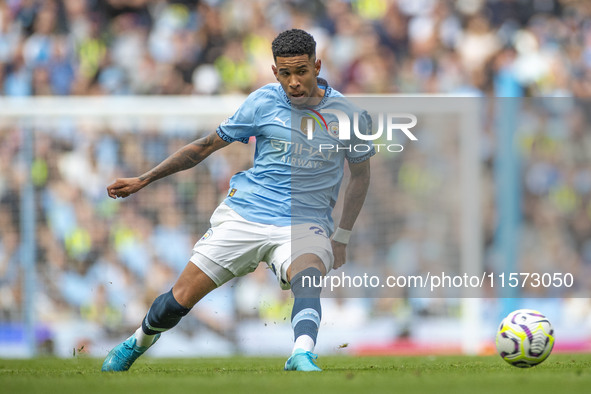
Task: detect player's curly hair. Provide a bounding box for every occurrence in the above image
[271,29,316,60]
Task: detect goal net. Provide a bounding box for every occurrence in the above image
[0,96,588,358]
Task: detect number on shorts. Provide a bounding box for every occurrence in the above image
[309,226,324,235]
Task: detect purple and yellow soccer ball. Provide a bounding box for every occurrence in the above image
[495,309,555,368]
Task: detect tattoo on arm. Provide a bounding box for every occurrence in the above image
[139,133,221,184]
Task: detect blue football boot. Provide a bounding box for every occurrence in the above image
[284,349,322,372]
[101,334,160,372]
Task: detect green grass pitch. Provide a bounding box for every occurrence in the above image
[1,354,591,394]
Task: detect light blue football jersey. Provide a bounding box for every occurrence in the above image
[216,81,374,234]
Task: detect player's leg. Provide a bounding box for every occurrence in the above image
[283,252,330,372]
[103,202,263,372]
[287,254,326,352]
[267,224,332,371]
[102,260,223,372]
[133,262,219,346]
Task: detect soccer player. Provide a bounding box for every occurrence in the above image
[101,29,373,372]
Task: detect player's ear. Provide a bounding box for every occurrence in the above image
[315,59,321,76]
[272,64,278,80]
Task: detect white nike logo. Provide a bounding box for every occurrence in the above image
[274,117,288,127]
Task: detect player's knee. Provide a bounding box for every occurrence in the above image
[288,253,327,281]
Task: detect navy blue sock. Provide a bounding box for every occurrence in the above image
[142,289,191,335]
[290,267,323,345]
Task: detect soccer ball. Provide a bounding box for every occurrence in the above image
[495,309,555,368]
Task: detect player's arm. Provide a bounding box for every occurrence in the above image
[107,132,230,199]
[331,158,371,269]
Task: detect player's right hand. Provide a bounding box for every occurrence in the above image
[107,177,146,199]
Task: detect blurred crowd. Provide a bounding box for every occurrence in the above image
[1,0,591,97]
[2,0,591,355]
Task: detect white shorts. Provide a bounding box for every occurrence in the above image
[190,202,333,289]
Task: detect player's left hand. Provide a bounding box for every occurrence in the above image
[331,240,347,269]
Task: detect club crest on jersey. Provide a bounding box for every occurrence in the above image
[200,229,213,241]
[327,121,339,137]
